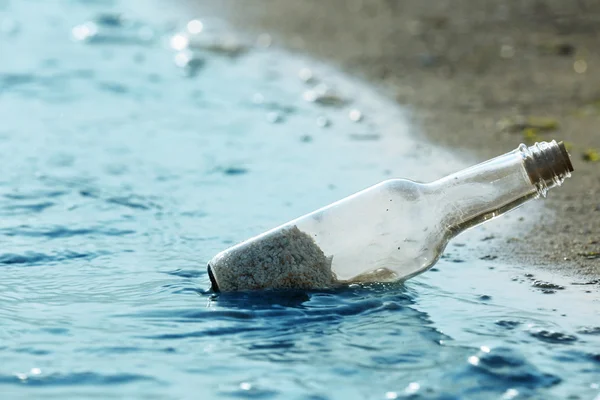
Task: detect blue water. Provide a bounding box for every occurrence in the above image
[1,1,599,399]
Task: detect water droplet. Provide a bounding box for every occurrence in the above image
[480,345,491,353]
[299,68,315,83]
[404,382,420,394]
[349,109,363,122]
[15,373,27,381]
[72,22,98,42]
[187,19,203,35]
[30,368,41,375]
[385,392,398,399]
[174,51,191,67]
[468,355,480,366]
[240,382,252,390]
[303,89,317,102]
[170,34,189,51]
[502,388,519,400]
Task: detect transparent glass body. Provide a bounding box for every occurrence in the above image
[208,141,573,291]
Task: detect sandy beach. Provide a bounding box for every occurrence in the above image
[190,0,600,278]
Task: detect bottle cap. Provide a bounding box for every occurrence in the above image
[524,140,573,195]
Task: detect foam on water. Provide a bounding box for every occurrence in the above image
[0,0,598,399]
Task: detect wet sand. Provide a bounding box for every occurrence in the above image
[190,0,600,278]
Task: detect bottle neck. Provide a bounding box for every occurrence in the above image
[433,141,573,235]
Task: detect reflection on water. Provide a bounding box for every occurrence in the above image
[0,0,598,399]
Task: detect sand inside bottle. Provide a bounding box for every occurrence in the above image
[208,226,336,291]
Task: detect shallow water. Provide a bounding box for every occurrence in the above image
[1,1,599,399]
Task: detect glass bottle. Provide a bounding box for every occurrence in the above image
[208,140,573,292]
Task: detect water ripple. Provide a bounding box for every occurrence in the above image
[3,190,68,200]
[0,372,156,386]
[146,326,264,340]
[164,269,205,278]
[1,201,55,213]
[462,347,561,391]
[527,328,578,344]
[0,250,98,266]
[1,225,134,238]
[79,189,162,211]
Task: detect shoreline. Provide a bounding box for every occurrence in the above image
[190,0,600,279]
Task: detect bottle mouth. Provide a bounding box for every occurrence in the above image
[522,140,574,196]
[557,141,574,173]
